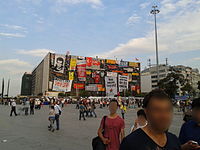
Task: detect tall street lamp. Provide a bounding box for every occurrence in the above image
[150,5,160,85]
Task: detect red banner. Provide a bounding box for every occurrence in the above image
[74,83,85,89]
[77,60,86,81]
[107,65,118,70]
[86,57,92,67]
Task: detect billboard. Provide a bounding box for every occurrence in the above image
[53,80,72,92]
[69,56,77,70]
[77,60,86,81]
[52,54,65,73]
[118,75,128,92]
[105,76,117,97]
[73,83,85,89]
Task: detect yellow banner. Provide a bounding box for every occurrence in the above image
[69,72,74,80]
[129,62,139,67]
[86,71,91,75]
[106,59,116,64]
[132,73,140,76]
[70,58,77,70]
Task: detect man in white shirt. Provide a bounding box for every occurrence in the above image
[54,101,62,130]
[10,99,17,116]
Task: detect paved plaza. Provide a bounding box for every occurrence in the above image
[0,104,184,150]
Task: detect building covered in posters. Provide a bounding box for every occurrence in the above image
[31,52,141,97]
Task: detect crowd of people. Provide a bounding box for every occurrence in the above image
[2,89,200,150]
[93,89,200,150]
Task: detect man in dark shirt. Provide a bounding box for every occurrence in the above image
[120,89,181,150]
[179,98,200,150]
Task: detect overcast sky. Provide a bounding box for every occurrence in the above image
[0,0,200,96]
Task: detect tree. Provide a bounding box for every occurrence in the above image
[198,81,200,90]
[37,93,43,96]
[58,92,66,97]
[158,72,185,98]
[181,83,193,95]
[79,90,89,98]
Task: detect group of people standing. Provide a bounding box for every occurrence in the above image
[76,100,97,120]
[93,89,200,150]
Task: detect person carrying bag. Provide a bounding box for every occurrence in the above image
[92,116,107,150]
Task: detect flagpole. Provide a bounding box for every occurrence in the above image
[1,78,4,100]
[7,79,10,98]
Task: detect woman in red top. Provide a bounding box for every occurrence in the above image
[98,100,125,150]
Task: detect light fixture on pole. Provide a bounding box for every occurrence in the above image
[150,5,160,85]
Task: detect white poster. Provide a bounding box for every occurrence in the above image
[52,54,65,73]
[118,75,128,92]
[107,72,118,77]
[105,76,117,97]
[53,80,72,92]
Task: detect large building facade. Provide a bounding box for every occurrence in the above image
[21,72,32,96]
[141,64,200,96]
[31,53,141,97]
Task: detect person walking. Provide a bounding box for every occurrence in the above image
[98,100,125,150]
[30,99,35,115]
[10,99,17,116]
[48,105,55,132]
[91,101,97,118]
[120,103,126,120]
[54,102,62,130]
[79,103,86,121]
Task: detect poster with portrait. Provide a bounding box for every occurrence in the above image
[52,54,65,73]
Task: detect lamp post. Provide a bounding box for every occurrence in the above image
[150,5,160,84]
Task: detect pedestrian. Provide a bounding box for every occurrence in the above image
[120,102,126,119]
[79,102,86,120]
[120,89,181,150]
[130,109,147,133]
[179,98,200,150]
[30,99,35,115]
[97,99,125,150]
[10,99,17,116]
[54,101,62,130]
[91,101,97,118]
[24,100,29,116]
[48,105,55,132]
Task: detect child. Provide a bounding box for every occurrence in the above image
[48,106,55,132]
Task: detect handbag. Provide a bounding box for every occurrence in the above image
[92,116,107,150]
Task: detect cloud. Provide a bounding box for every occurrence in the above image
[0,24,27,31]
[17,49,55,57]
[192,57,200,61]
[140,2,151,9]
[96,0,200,59]
[0,59,31,67]
[0,32,26,38]
[55,0,102,6]
[54,0,103,10]
[127,14,141,25]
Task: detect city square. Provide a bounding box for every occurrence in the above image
[0,104,184,150]
[0,0,200,150]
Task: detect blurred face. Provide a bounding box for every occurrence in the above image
[192,108,200,124]
[109,102,118,114]
[145,98,173,132]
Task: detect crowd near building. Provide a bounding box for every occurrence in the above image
[21,53,141,97]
